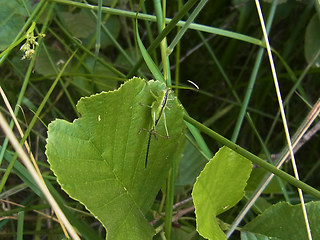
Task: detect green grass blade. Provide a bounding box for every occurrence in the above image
[0,50,76,193]
[0,4,54,167]
[17,211,24,240]
[45,180,104,240]
[54,19,126,78]
[0,0,48,65]
[51,0,264,47]
[231,0,277,143]
[127,0,199,78]
[94,0,102,61]
[167,0,208,56]
[135,19,165,82]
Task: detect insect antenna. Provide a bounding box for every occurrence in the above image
[145,127,156,168]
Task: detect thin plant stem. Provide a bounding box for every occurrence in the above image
[94,0,102,62]
[0,50,77,238]
[50,0,264,47]
[127,0,216,78]
[154,1,173,237]
[174,0,183,97]
[255,1,312,238]
[265,47,320,145]
[142,3,159,66]
[226,98,320,238]
[0,0,48,65]
[0,4,53,166]
[17,211,24,240]
[54,19,126,78]
[167,0,208,56]
[153,0,163,32]
[160,0,170,84]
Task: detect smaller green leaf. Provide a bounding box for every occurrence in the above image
[0,0,27,50]
[59,9,120,48]
[172,227,200,240]
[60,10,96,38]
[241,231,281,240]
[176,140,207,194]
[34,46,70,76]
[305,14,320,67]
[73,56,118,94]
[192,146,252,240]
[246,167,284,194]
[85,16,120,48]
[243,201,320,240]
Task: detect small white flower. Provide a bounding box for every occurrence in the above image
[20,42,30,52]
[29,36,38,46]
[20,23,45,60]
[21,49,35,60]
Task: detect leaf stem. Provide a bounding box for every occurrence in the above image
[165,168,174,240]
[183,114,320,199]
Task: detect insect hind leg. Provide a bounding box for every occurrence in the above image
[163,112,169,138]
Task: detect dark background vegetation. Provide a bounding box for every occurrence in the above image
[0,0,319,239]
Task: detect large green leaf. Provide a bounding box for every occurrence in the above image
[243,201,320,240]
[192,146,252,240]
[46,77,186,239]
